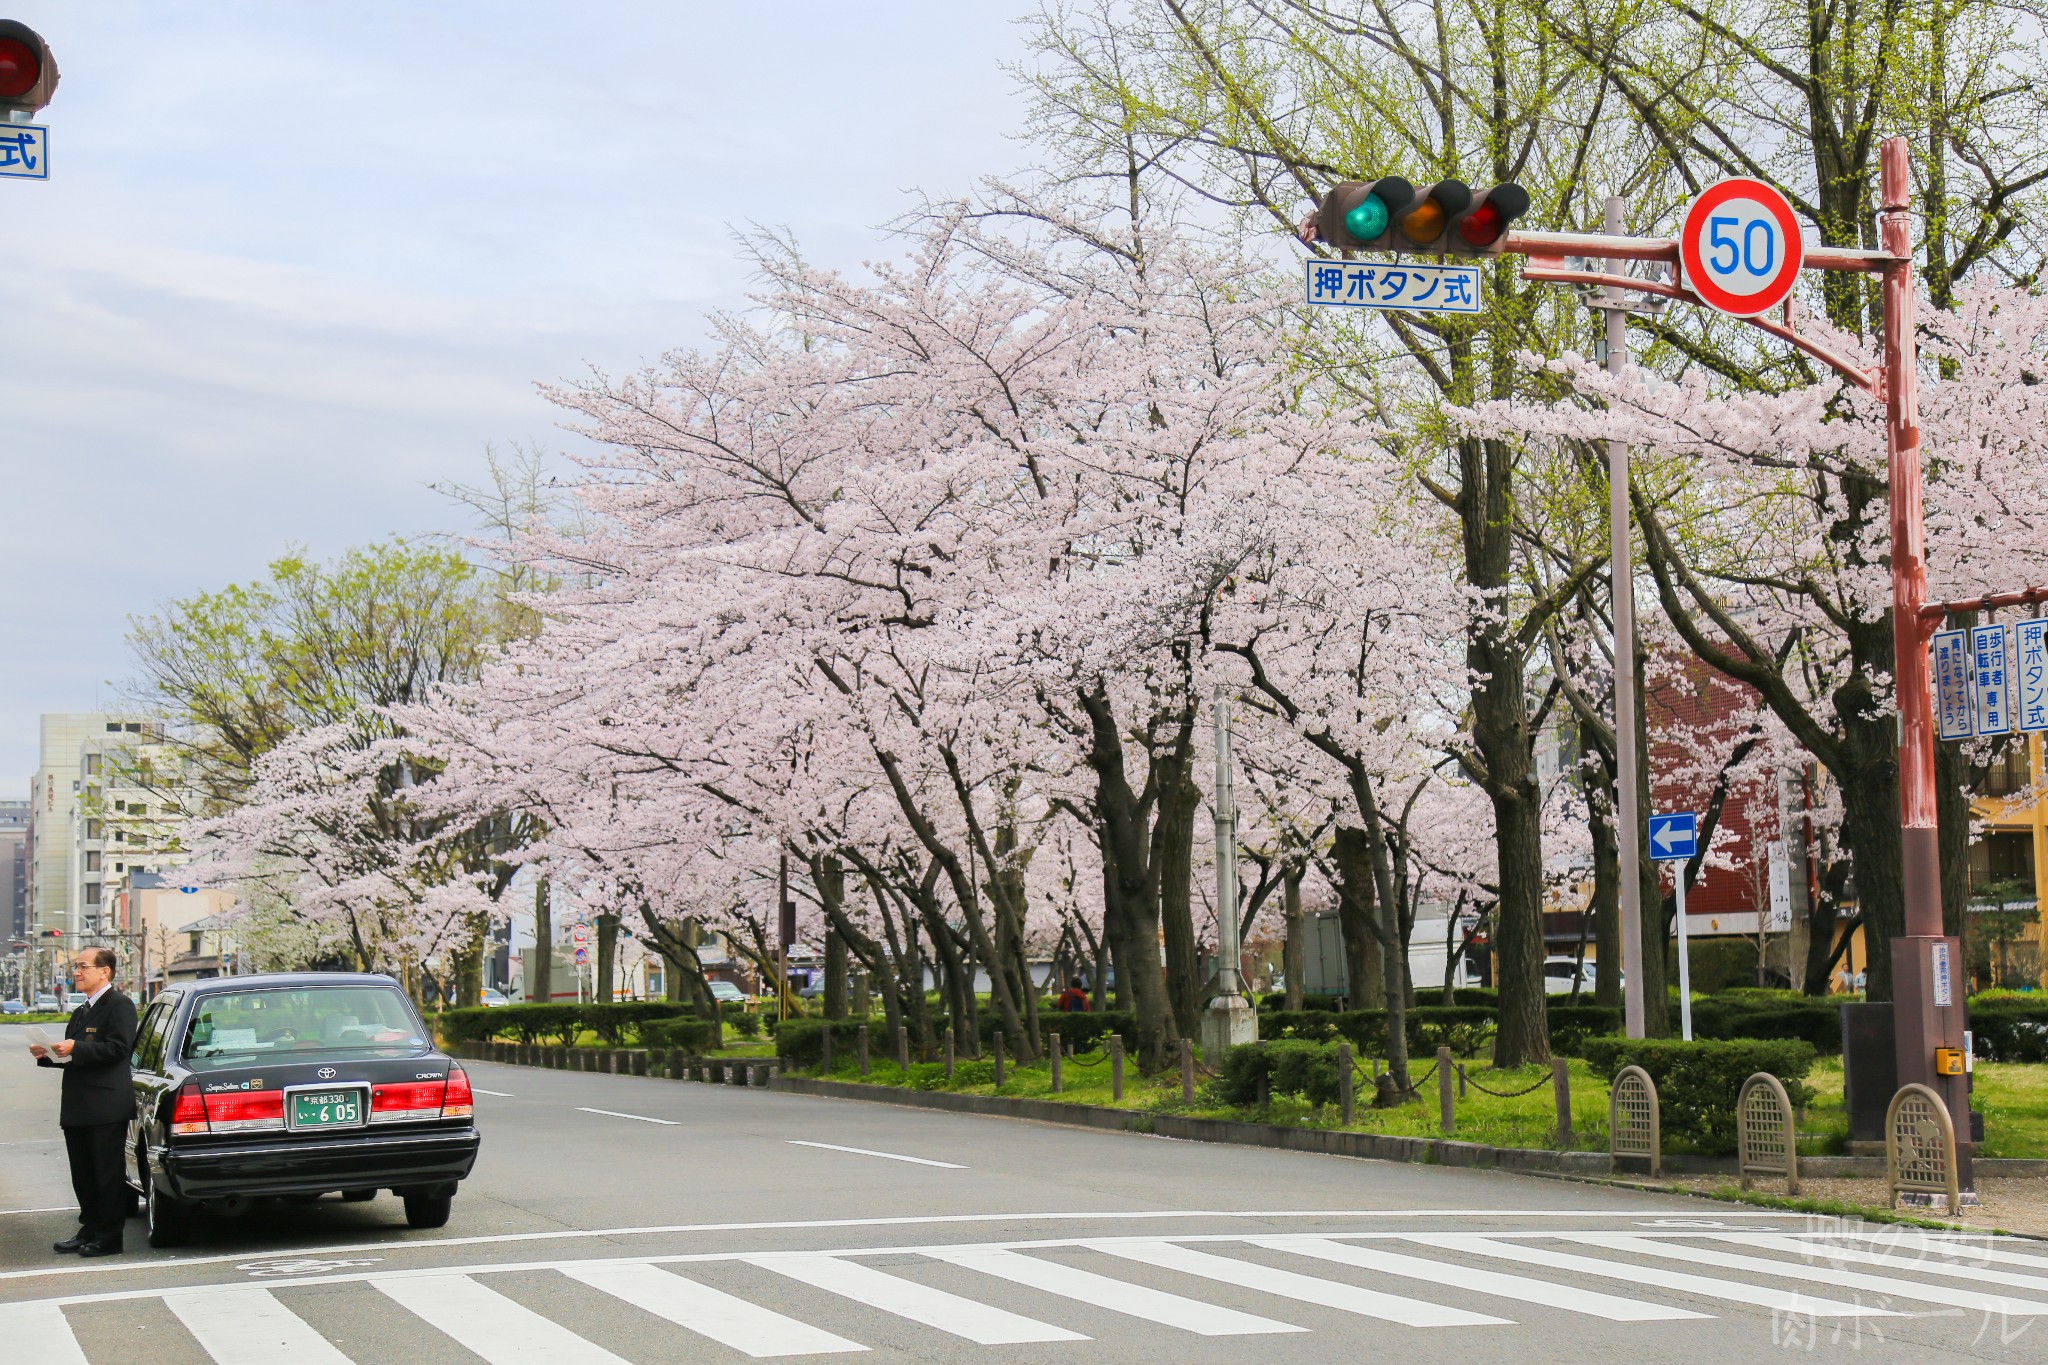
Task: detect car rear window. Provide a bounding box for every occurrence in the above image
[180,985,431,1068]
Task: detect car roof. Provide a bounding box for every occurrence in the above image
[173,972,406,998]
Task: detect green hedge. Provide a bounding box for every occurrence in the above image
[1582,1036,1819,1155]
[1547,1004,1624,1055]
[640,1017,719,1051]
[1212,1040,1344,1108]
[777,1017,883,1069]
[440,1001,695,1047]
[1256,1007,1499,1057]
[1968,1000,2048,1062]
[1689,997,1843,1052]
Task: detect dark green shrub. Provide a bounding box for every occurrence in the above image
[1670,938,1760,996]
[1212,1040,1343,1108]
[1967,1001,2048,1062]
[1259,993,1342,1011]
[776,1017,883,1069]
[1690,997,1843,1053]
[1582,1036,1819,1155]
[953,1059,997,1088]
[1041,1010,1138,1054]
[443,1003,585,1046]
[581,1001,695,1045]
[640,1017,716,1051]
[1257,1006,1495,1057]
[721,1009,762,1039]
[1547,1004,1624,1055]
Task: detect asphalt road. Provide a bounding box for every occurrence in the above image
[2,1032,2042,1363]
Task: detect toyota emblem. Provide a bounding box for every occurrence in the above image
[317,1066,337,1080]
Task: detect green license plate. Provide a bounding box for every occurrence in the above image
[291,1089,364,1129]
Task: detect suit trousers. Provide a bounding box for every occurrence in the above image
[64,1121,129,1246]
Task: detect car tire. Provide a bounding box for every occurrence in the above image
[402,1190,453,1228]
[146,1177,192,1248]
[342,1188,377,1202]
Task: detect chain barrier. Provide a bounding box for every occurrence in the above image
[1350,1056,1439,1098]
[1461,1070,1555,1099]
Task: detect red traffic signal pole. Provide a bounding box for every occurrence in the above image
[1457,136,1973,1191]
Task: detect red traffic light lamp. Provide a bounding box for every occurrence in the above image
[1453,184,1532,252]
[0,20,57,116]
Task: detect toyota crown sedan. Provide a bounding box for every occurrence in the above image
[127,972,481,1247]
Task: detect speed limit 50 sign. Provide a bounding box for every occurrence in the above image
[1680,178,1803,318]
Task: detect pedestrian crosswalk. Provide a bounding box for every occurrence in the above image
[5,1227,2044,1360]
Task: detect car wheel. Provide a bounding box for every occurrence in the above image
[402,1190,453,1228]
[146,1176,192,1248]
[342,1188,377,1203]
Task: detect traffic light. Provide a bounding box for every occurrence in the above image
[0,21,58,118]
[1450,183,1531,253]
[1394,180,1472,251]
[1316,178,1413,252]
[41,928,63,938]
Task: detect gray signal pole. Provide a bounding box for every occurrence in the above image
[1201,688,1256,1056]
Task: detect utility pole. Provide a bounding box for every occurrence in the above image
[1200,687,1256,1057]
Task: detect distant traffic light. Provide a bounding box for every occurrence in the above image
[0,21,58,117]
[1310,176,1528,255]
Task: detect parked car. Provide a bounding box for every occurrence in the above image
[0,998,25,1014]
[127,971,481,1248]
[479,988,510,1008]
[707,981,753,1011]
[1543,956,1614,996]
[33,993,62,1012]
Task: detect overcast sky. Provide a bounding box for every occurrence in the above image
[2,2,1035,795]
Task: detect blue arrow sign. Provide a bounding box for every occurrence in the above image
[1649,811,1698,862]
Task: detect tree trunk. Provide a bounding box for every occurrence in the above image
[1588,785,1622,1009]
[824,922,850,1020]
[1331,827,1384,1010]
[1282,864,1305,1011]
[531,877,553,1004]
[1834,669,1906,1001]
[1079,683,1174,1070]
[595,913,620,1004]
[1156,766,1203,1043]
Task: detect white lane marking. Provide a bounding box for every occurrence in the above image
[0,1211,1819,1286]
[561,1261,867,1358]
[787,1140,964,1169]
[1799,1230,2048,1274]
[747,1253,1087,1345]
[0,1300,86,1364]
[1411,1235,1899,1317]
[0,1206,73,1216]
[1097,1240,1509,1328]
[1254,1236,1709,1322]
[376,1273,630,1364]
[1569,1233,2048,1317]
[471,1088,515,1097]
[933,1247,1304,1336]
[165,1287,354,1365]
[1711,1233,2048,1293]
[575,1107,678,1126]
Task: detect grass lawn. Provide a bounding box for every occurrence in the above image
[805,1046,2048,1159]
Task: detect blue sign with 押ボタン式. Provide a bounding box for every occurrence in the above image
[0,124,48,181]
[1973,623,2013,736]
[1305,258,1481,314]
[1933,628,1973,740]
[1648,811,1698,862]
[2016,619,2048,733]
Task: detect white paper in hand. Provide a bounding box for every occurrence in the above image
[24,1025,68,1062]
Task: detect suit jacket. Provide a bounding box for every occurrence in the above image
[38,988,138,1128]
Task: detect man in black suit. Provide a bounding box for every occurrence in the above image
[30,947,138,1257]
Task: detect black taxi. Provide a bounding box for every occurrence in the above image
[126,972,481,1247]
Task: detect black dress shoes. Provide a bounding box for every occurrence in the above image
[53,1234,86,1253]
[76,1242,124,1258]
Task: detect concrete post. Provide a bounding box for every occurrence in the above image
[1438,1045,1455,1135]
[821,1026,833,1074]
[1553,1059,1575,1147]
[895,1025,909,1072]
[944,1030,955,1082]
[1179,1038,1194,1103]
[1049,1031,1063,1093]
[1201,688,1259,1059]
[993,1031,1006,1089]
[1337,1042,1355,1125]
[1111,1033,1125,1101]
[857,1024,869,1078]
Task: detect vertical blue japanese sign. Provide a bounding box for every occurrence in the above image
[1304,259,1482,314]
[0,123,48,181]
[2016,619,2048,734]
[1972,622,2012,736]
[1932,629,1973,740]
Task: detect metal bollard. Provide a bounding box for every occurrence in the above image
[1049,1031,1063,1093]
[1337,1042,1355,1125]
[896,1025,910,1073]
[822,1027,833,1074]
[944,1030,956,1082]
[1111,1033,1125,1101]
[1179,1038,1194,1103]
[993,1032,1006,1089]
[1553,1059,1573,1147]
[858,1024,870,1078]
[1438,1045,1456,1135]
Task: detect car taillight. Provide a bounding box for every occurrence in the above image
[203,1087,285,1133]
[370,1080,446,1123]
[441,1066,473,1120]
[170,1083,209,1136]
